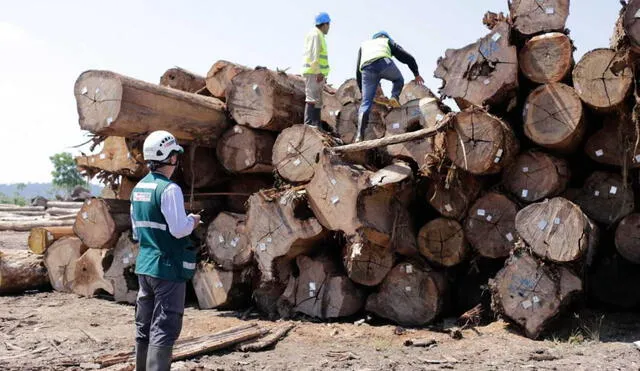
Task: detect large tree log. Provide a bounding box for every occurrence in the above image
[618,0,640,53]
[73,198,131,249]
[508,0,570,36]
[335,78,362,105]
[572,171,635,225]
[216,125,276,173]
[225,175,273,213]
[434,22,518,109]
[464,192,519,259]
[584,111,640,168]
[424,168,481,220]
[519,32,573,84]
[71,248,114,297]
[44,237,87,292]
[490,252,581,339]
[399,81,437,105]
[0,204,44,212]
[446,108,519,175]
[366,262,446,326]
[572,49,633,111]
[181,145,228,189]
[205,212,252,270]
[104,233,138,304]
[227,68,305,131]
[320,88,342,128]
[253,281,288,320]
[279,255,365,319]
[205,60,250,100]
[335,102,386,144]
[0,219,74,232]
[74,70,229,146]
[502,150,570,203]
[0,250,49,295]
[515,197,599,263]
[28,226,75,255]
[342,238,394,287]
[418,218,468,267]
[272,124,338,183]
[246,192,325,282]
[160,67,208,94]
[615,213,640,264]
[75,136,147,179]
[46,201,85,209]
[193,262,254,309]
[45,207,80,216]
[523,83,585,152]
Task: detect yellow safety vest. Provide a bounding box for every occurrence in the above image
[359,38,392,70]
[302,27,330,77]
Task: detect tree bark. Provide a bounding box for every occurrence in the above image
[434,22,518,109]
[225,175,274,213]
[571,171,635,225]
[28,226,75,255]
[620,0,640,53]
[227,68,305,131]
[490,252,581,339]
[75,137,147,179]
[334,102,386,144]
[192,262,255,309]
[74,70,229,146]
[366,262,446,326]
[399,81,438,105]
[160,67,209,95]
[424,168,482,221]
[335,78,362,105]
[71,248,114,297]
[464,192,519,259]
[180,145,228,188]
[418,218,468,267]
[44,237,88,292]
[118,177,137,200]
[515,197,599,263]
[502,150,570,203]
[104,232,139,304]
[0,250,49,295]
[206,212,252,270]
[615,213,640,264]
[205,60,250,100]
[73,198,131,249]
[342,238,394,286]
[508,0,570,36]
[446,108,519,175]
[217,125,276,173]
[519,32,573,84]
[272,124,338,183]
[572,48,632,111]
[523,83,585,152]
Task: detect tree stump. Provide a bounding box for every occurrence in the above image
[206,212,252,270]
[28,226,75,255]
[508,0,570,36]
[572,171,635,225]
[519,32,573,84]
[160,67,208,94]
[418,218,468,267]
[225,175,273,213]
[424,168,482,220]
[44,237,88,292]
[74,198,131,249]
[490,252,582,339]
[227,68,305,131]
[104,232,138,304]
[279,255,365,319]
[0,250,49,295]
[74,70,228,146]
[365,262,446,326]
[335,78,362,105]
[399,81,437,105]
[181,146,228,189]
[502,150,570,203]
[434,22,518,109]
[71,248,114,297]
[464,192,519,259]
[523,83,585,152]
[216,125,276,174]
[343,238,394,286]
[584,111,640,168]
[445,108,519,175]
[75,136,147,179]
[272,124,337,183]
[192,262,254,309]
[205,60,250,100]
[246,192,325,282]
[615,213,640,264]
[335,102,386,144]
[572,48,632,111]
[515,197,599,263]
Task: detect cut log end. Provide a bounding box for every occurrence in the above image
[519,32,573,84]
[465,192,519,259]
[272,125,336,183]
[0,250,50,295]
[572,49,632,111]
[418,218,468,267]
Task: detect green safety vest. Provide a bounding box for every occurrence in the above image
[359,38,392,70]
[131,172,196,282]
[302,27,330,77]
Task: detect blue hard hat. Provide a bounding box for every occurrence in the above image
[315,12,331,25]
[372,31,391,40]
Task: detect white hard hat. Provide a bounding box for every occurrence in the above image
[143,130,184,162]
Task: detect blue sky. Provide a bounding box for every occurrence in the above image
[0,0,621,183]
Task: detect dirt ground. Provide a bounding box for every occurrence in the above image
[2,232,640,371]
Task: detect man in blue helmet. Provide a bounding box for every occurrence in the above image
[302,12,331,128]
[354,31,424,142]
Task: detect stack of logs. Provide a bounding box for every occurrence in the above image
[4,0,640,340]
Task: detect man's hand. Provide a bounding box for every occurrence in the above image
[189,214,202,229]
[316,74,325,83]
[414,75,425,85]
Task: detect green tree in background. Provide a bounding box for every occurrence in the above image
[50,152,86,194]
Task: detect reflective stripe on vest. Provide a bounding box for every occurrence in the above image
[133,220,167,230]
[302,28,330,76]
[359,38,392,70]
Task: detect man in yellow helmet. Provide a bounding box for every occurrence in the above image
[302,12,331,128]
[354,31,424,142]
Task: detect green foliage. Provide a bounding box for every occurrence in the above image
[0,191,26,206]
[50,152,86,194]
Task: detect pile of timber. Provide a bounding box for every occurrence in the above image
[0,201,82,231]
[4,0,640,341]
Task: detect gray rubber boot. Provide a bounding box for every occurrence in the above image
[146,345,173,371]
[354,112,368,143]
[135,342,149,371]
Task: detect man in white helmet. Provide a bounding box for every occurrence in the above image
[130,130,201,371]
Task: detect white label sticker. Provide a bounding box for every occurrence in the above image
[252,84,258,91]
[218,235,225,243]
[522,167,529,173]
[244,159,252,166]
[123,258,129,265]
[293,158,301,167]
[234,126,243,134]
[477,209,486,216]
[537,220,548,231]
[595,149,604,157]
[636,9,640,18]
[444,204,453,212]
[81,86,88,95]
[594,190,600,197]
[405,286,412,292]
[506,233,514,242]
[483,79,491,85]
[635,155,640,163]
[610,186,618,195]
[405,265,413,274]
[99,153,106,160]
[392,123,400,129]
[82,212,88,220]
[486,215,493,222]
[95,87,100,95]
[554,217,561,225]
[287,145,295,154]
[258,243,266,251]
[215,281,223,288]
[230,237,240,247]
[106,117,113,125]
[331,196,340,205]
[522,300,533,309]
[309,290,315,298]
[496,149,504,157]
[545,7,555,14]
[532,296,540,304]
[47,231,53,240]
[492,33,501,41]
[309,282,316,291]
[266,237,272,243]
[521,189,529,198]
[330,178,337,185]
[436,114,444,121]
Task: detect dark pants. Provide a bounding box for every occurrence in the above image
[359,57,404,119]
[135,275,186,347]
